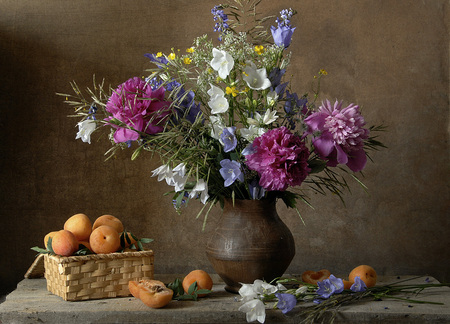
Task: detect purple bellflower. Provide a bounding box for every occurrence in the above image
[275,293,297,314]
[221,127,237,152]
[271,8,296,48]
[220,159,244,187]
[316,275,344,299]
[350,276,367,292]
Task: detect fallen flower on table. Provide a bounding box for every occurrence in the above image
[237,276,450,324]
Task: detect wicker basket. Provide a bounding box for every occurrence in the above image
[43,250,154,301]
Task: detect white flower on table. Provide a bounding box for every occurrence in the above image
[238,299,266,324]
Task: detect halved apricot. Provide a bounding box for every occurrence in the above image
[128,279,173,308]
[301,269,331,285]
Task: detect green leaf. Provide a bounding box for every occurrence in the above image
[196,289,212,295]
[47,237,55,255]
[139,238,154,244]
[188,281,198,295]
[31,246,49,254]
[137,240,144,251]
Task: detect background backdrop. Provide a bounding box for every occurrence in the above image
[1,0,448,296]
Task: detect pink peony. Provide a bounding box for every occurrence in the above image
[245,127,310,191]
[105,77,172,143]
[304,100,369,172]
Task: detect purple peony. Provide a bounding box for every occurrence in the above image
[245,127,310,191]
[304,100,369,172]
[105,77,172,143]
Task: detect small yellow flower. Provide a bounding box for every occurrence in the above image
[156,52,163,58]
[254,45,265,55]
[168,53,176,60]
[186,47,195,53]
[183,57,192,65]
[226,86,238,97]
[319,69,328,75]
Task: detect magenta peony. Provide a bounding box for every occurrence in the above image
[245,127,310,191]
[304,100,369,172]
[105,77,171,143]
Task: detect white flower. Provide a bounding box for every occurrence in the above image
[243,61,271,90]
[239,125,265,141]
[171,163,188,192]
[189,179,209,204]
[252,279,278,295]
[261,109,278,124]
[295,286,308,294]
[75,119,96,144]
[239,283,258,302]
[151,164,173,185]
[266,90,278,106]
[210,48,234,79]
[209,115,225,139]
[207,84,224,97]
[208,94,229,114]
[207,84,229,114]
[247,109,278,126]
[238,299,266,323]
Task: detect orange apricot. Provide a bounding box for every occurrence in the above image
[44,231,59,249]
[89,225,121,254]
[128,279,173,308]
[51,230,79,256]
[64,213,92,241]
[301,269,331,285]
[349,265,377,288]
[182,270,213,297]
[92,215,124,233]
[343,279,353,290]
[121,231,137,248]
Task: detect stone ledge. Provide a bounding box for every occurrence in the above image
[0,276,449,323]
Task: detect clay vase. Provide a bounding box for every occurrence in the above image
[205,198,295,293]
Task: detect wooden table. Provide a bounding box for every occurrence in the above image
[1,275,449,323]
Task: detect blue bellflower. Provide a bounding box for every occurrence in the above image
[316,275,344,299]
[219,159,244,187]
[275,293,297,314]
[271,8,296,48]
[221,127,237,152]
[350,276,368,292]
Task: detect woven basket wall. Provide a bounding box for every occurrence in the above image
[44,250,154,301]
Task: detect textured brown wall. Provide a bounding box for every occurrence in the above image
[0,0,448,295]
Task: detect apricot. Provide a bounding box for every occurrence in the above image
[301,269,331,285]
[182,270,213,297]
[89,225,121,254]
[343,279,353,290]
[129,279,173,308]
[44,231,59,249]
[51,230,79,256]
[349,265,377,288]
[64,213,92,241]
[121,231,137,248]
[92,215,124,233]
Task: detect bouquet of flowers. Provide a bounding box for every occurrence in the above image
[63,1,384,227]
